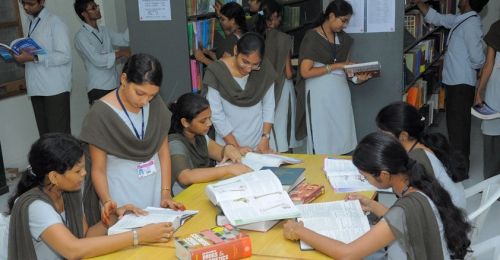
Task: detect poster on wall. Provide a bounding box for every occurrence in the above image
[345,0,365,33]
[366,0,396,33]
[138,0,171,21]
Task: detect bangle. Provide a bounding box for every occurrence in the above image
[132,229,139,246]
[162,187,171,191]
[102,199,112,205]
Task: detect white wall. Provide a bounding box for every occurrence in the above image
[0,0,127,169]
[480,0,500,33]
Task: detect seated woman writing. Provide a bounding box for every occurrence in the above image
[283,132,471,259]
[168,93,252,193]
[8,133,173,260]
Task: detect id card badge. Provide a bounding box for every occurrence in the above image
[136,160,157,178]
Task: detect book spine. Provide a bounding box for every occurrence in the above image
[189,236,252,260]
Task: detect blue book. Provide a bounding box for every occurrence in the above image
[0,37,46,61]
[262,167,306,192]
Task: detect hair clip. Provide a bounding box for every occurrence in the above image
[258,10,264,16]
[421,116,426,122]
[26,165,37,177]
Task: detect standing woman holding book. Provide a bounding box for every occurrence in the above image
[80,54,183,226]
[474,19,500,180]
[296,0,371,155]
[168,93,251,194]
[195,2,248,65]
[284,132,472,259]
[8,133,174,260]
[203,32,276,153]
[255,0,302,152]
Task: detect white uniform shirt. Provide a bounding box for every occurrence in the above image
[24,8,72,96]
[74,24,129,92]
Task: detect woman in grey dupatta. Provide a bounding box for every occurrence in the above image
[255,0,303,152]
[284,132,472,260]
[8,133,173,260]
[296,0,372,155]
[203,32,277,152]
[80,54,183,226]
[168,93,251,194]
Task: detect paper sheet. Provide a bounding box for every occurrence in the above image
[138,0,171,21]
[366,0,396,33]
[345,0,365,33]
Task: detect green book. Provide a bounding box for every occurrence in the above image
[262,167,306,192]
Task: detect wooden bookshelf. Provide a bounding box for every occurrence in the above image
[0,0,26,100]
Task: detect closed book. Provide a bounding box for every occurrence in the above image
[289,183,325,204]
[216,212,279,232]
[261,167,305,192]
[175,225,252,260]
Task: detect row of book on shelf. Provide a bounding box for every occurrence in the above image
[106,153,386,259]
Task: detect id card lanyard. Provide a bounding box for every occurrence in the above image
[28,18,41,38]
[115,88,144,140]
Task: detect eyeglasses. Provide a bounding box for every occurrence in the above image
[239,58,261,71]
[86,4,100,11]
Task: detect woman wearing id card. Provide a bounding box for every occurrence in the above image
[80,54,184,226]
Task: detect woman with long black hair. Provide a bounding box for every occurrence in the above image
[284,132,471,259]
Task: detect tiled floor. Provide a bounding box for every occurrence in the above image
[1,113,498,258]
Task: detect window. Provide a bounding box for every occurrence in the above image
[0,0,26,100]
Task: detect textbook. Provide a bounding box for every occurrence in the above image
[241,152,303,171]
[205,170,300,226]
[261,167,306,192]
[289,182,325,204]
[216,210,279,232]
[0,38,46,61]
[296,200,370,250]
[107,207,198,235]
[324,158,391,193]
[471,103,500,120]
[344,61,381,78]
[175,224,252,260]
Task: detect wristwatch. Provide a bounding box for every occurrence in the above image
[261,133,270,139]
[33,55,39,64]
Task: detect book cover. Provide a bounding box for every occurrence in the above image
[289,182,325,204]
[471,103,500,120]
[0,37,46,61]
[241,152,303,171]
[343,61,381,78]
[175,225,252,260]
[216,210,279,232]
[261,167,306,192]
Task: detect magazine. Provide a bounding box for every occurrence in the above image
[471,103,500,120]
[205,170,300,226]
[0,38,46,61]
[344,61,381,78]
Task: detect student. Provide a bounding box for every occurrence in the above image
[284,132,471,259]
[376,102,467,209]
[255,0,302,152]
[14,0,72,135]
[295,0,371,155]
[8,133,174,260]
[246,0,265,32]
[203,32,276,153]
[411,0,489,174]
[168,93,251,193]
[74,0,130,105]
[80,54,183,226]
[195,2,248,66]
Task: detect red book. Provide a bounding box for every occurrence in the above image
[289,183,325,204]
[175,225,252,260]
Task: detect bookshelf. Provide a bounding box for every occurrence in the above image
[0,0,26,100]
[403,0,456,125]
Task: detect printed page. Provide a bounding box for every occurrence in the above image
[206,170,284,205]
[242,153,303,170]
[324,158,359,176]
[220,190,299,225]
[297,201,370,250]
[328,175,377,192]
[367,0,396,33]
[345,0,365,33]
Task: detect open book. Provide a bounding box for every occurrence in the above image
[0,38,46,61]
[344,61,381,78]
[297,200,370,250]
[471,103,500,120]
[324,158,391,193]
[262,167,306,192]
[241,152,303,171]
[107,207,198,235]
[205,170,300,226]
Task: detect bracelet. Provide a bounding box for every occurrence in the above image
[161,187,171,191]
[132,229,139,246]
